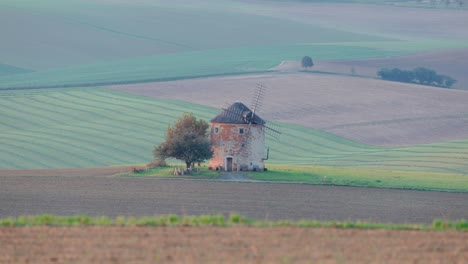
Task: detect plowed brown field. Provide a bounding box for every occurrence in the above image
[110,72,468,146]
[1,226,467,263]
[2,169,468,263]
[2,171,468,223]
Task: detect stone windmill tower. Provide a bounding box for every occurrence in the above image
[208,85,280,172]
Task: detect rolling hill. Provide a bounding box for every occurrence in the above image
[1,87,467,174]
[1,0,467,89]
[110,73,468,146]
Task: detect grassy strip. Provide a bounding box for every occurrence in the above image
[0,214,466,231]
[131,165,468,193]
[248,165,468,192]
[127,165,220,179]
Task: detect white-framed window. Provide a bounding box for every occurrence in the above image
[239,128,245,134]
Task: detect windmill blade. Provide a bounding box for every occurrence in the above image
[263,122,282,140]
[247,84,266,132]
[264,129,281,141]
[250,84,265,119]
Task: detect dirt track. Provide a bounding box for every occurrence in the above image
[2,226,467,264]
[1,173,467,224]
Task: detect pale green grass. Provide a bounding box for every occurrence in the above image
[128,165,220,179]
[2,40,467,90]
[0,0,386,70]
[0,44,402,90]
[1,88,467,176]
[129,164,468,192]
[2,0,467,89]
[249,165,468,192]
[0,64,33,76]
[1,214,467,231]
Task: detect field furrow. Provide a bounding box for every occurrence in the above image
[1,87,467,173]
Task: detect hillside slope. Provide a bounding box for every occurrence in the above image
[1,87,467,173]
[110,73,468,146]
[1,0,466,89]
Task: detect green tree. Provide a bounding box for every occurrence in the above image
[413,67,437,85]
[154,113,213,169]
[301,56,314,70]
[440,75,457,88]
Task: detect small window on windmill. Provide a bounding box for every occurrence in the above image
[214,127,219,134]
[239,128,245,134]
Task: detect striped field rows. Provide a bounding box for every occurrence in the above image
[1,88,467,174]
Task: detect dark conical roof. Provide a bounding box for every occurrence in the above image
[211,102,265,125]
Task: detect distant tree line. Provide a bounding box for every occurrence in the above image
[427,0,465,8]
[377,67,456,88]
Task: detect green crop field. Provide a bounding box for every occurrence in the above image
[1,88,467,176]
[1,0,467,89]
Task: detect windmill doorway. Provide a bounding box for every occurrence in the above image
[225,157,233,171]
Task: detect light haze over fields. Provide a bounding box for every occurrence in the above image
[1,0,467,172]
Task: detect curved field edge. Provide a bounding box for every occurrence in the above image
[0,214,467,231]
[1,87,468,174]
[1,40,466,90]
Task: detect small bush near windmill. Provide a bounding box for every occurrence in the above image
[147,160,167,169]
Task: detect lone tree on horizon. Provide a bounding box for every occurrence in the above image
[154,113,213,169]
[301,56,314,70]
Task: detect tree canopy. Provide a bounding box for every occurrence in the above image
[301,56,314,70]
[154,113,213,168]
[377,67,456,88]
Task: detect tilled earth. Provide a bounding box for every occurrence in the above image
[2,169,468,263]
[1,170,467,223]
[1,226,467,263]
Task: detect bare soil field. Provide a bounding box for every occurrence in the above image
[2,226,467,264]
[110,72,468,146]
[1,174,467,223]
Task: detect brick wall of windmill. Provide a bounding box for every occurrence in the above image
[209,123,265,171]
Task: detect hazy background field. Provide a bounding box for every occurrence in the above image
[1,0,467,89]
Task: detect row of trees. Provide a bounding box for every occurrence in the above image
[377,67,456,88]
[425,0,465,8]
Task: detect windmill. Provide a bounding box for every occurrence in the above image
[220,84,281,140]
[209,84,281,172]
